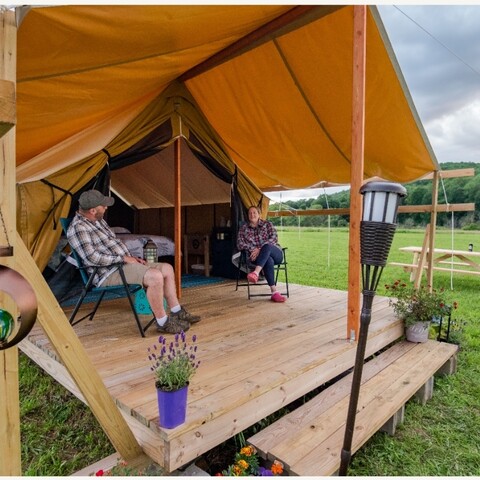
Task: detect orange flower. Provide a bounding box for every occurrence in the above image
[237,459,249,470]
[271,460,284,475]
[232,465,243,475]
[240,445,256,456]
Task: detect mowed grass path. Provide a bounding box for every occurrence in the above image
[20,228,480,475]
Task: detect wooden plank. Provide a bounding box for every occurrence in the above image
[0,8,19,476]
[268,203,475,218]
[400,246,480,257]
[292,342,458,476]
[248,341,416,457]
[389,262,480,276]
[0,78,15,137]
[267,341,440,471]
[19,337,86,403]
[420,168,475,180]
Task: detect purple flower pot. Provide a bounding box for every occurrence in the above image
[156,385,188,429]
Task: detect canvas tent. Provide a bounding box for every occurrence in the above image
[15,5,439,272]
[2,5,445,472]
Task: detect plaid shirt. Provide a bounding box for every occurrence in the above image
[67,212,131,286]
[236,219,280,254]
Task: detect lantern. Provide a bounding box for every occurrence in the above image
[340,181,407,475]
[143,240,158,263]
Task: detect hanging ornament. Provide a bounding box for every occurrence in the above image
[0,266,37,350]
[0,309,14,343]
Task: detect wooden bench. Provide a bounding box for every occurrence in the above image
[389,261,480,276]
[248,339,458,476]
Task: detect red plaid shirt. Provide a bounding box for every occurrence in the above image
[236,219,280,254]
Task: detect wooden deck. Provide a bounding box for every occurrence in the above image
[20,280,404,472]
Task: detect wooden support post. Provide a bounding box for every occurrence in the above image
[0,8,20,476]
[413,225,430,289]
[347,5,366,341]
[427,171,439,289]
[174,138,182,298]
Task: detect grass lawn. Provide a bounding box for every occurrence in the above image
[18,227,480,475]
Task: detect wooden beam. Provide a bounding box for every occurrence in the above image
[347,5,366,341]
[0,8,20,476]
[14,234,144,461]
[267,203,475,217]
[179,6,342,82]
[174,138,182,298]
[418,168,474,180]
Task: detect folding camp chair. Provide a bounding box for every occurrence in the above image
[235,247,289,299]
[60,218,156,337]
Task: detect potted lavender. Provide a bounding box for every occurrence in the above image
[147,331,200,428]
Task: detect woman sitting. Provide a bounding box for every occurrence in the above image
[236,205,287,303]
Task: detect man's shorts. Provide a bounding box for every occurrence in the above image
[102,262,161,287]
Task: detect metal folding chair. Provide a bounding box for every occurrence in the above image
[60,218,155,337]
[235,247,289,299]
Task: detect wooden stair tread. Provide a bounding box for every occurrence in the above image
[248,340,458,476]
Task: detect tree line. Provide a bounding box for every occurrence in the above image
[268,162,480,230]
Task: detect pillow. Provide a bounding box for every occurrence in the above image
[111,226,131,234]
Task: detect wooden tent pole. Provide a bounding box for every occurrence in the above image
[0,8,21,476]
[427,171,439,290]
[174,138,182,298]
[346,5,366,341]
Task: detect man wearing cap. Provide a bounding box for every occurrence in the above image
[67,189,200,334]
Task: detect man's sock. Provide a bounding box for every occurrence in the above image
[156,315,168,326]
[170,305,181,314]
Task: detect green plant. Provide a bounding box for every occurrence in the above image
[217,445,284,476]
[148,332,200,391]
[385,280,457,327]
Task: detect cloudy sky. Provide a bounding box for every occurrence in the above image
[268,4,480,203]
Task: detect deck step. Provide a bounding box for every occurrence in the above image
[248,340,458,476]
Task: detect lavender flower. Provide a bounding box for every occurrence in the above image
[147,331,200,391]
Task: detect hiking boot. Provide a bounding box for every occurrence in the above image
[171,306,201,324]
[156,314,190,334]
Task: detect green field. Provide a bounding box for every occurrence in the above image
[19,228,480,475]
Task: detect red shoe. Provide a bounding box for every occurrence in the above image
[247,271,259,284]
[271,291,286,303]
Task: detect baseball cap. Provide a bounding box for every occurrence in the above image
[79,190,115,210]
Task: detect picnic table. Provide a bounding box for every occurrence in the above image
[390,246,480,282]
